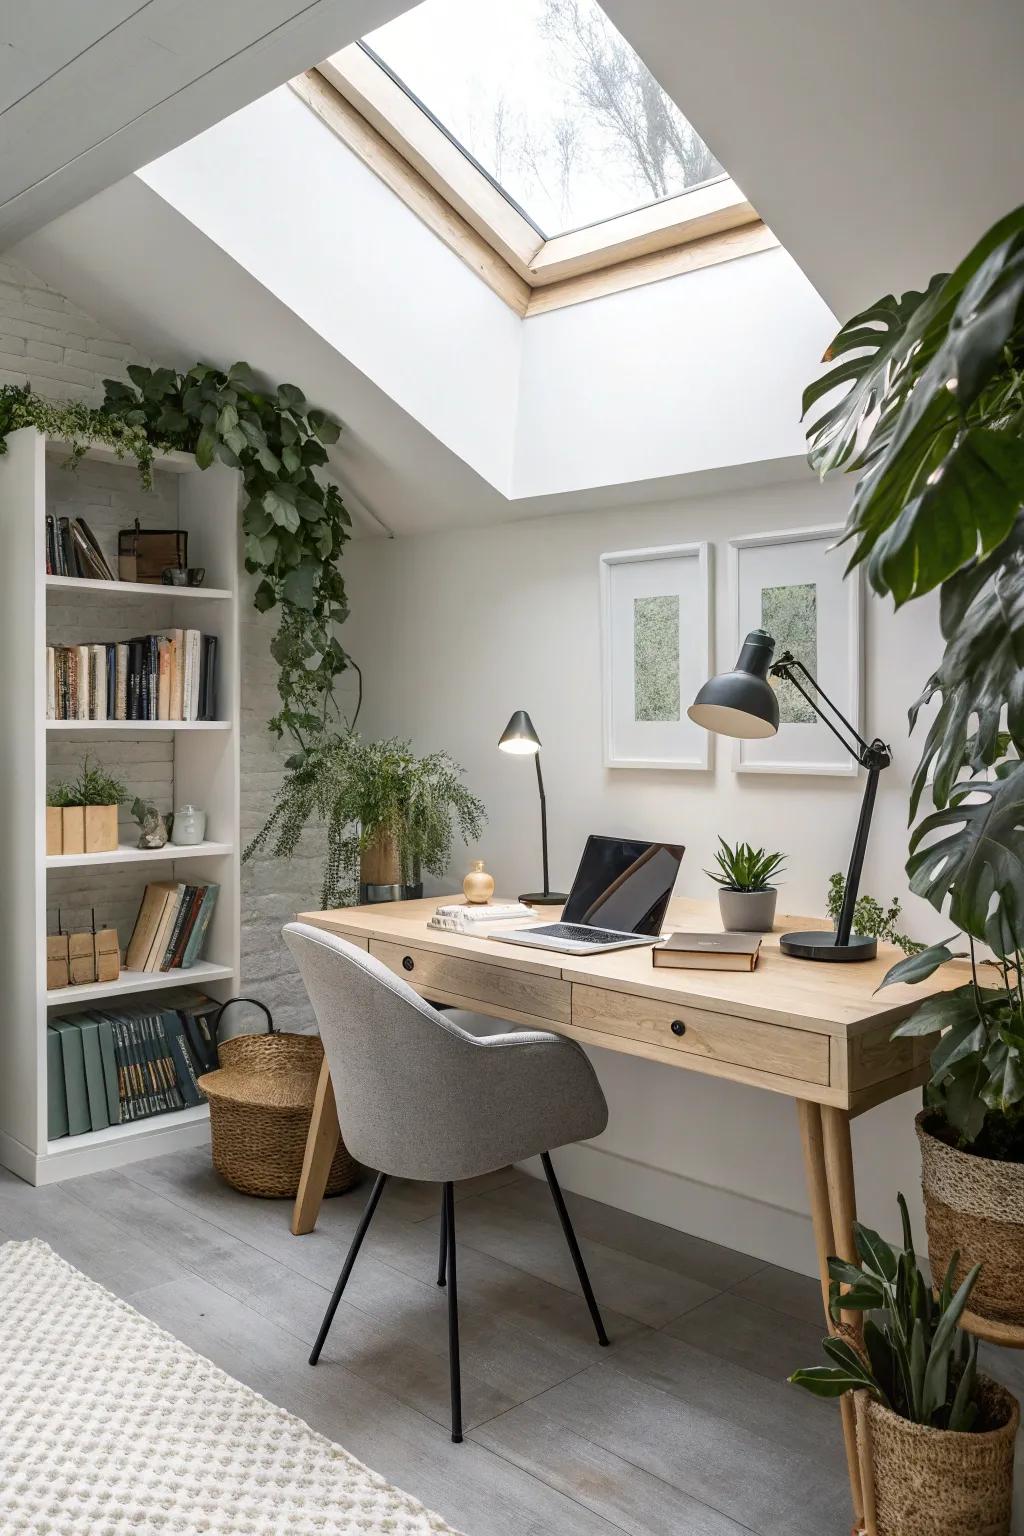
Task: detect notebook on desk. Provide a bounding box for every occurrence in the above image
[653,932,761,971]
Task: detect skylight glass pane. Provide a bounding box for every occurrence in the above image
[362,0,724,239]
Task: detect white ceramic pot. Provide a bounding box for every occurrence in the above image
[718,888,778,932]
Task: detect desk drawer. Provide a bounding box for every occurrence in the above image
[369,940,570,1025]
[572,985,829,1085]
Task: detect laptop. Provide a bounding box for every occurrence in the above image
[491,835,685,954]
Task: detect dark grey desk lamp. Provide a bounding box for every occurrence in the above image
[498,710,567,906]
[688,629,891,961]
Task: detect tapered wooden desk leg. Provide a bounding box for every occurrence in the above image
[797,1101,865,1534]
[292,1056,341,1236]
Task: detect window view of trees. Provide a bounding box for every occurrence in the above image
[363,0,723,236]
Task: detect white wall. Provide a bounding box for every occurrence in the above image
[343,471,943,1275]
[514,246,836,498]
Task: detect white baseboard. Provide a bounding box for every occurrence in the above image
[520,1140,820,1279]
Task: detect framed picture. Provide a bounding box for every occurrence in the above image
[599,543,712,770]
[729,526,862,776]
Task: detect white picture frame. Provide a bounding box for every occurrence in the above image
[729,525,862,777]
[599,542,713,770]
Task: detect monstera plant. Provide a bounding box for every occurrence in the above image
[803,203,1024,1327]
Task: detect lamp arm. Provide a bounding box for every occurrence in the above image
[534,752,551,897]
[771,654,880,766]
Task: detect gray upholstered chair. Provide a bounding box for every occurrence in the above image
[283,921,610,1442]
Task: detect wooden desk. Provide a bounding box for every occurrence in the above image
[293,895,963,1535]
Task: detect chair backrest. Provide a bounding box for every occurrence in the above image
[283,921,486,1178]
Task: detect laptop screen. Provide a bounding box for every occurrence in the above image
[562,836,684,935]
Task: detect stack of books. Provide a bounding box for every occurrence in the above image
[46,629,218,721]
[125,881,219,973]
[429,901,536,934]
[46,993,219,1139]
[46,514,115,580]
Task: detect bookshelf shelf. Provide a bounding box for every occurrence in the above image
[46,719,231,732]
[46,439,198,474]
[46,575,232,601]
[46,840,234,870]
[0,427,241,1188]
[46,961,236,1007]
[47,1102,210,1157]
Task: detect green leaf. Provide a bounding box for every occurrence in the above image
[908,762,1024,955]
[854,1222,898,1282]
[257,445,281,474]
[282,445,301,474]
[253,579,277,613]
[880,941,957,990]
[282,560,319,611]
[126,364,152,390]
[922,1263,981,1418]
[788,1366,871,1400]
[308,408,342,445]
[891,987,976,1037]
[217,403,239,436]
[264,490,300,532]
[195,424,217,470]
[277,383,306,411]
[228,361,260,391]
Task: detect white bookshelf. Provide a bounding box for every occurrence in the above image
[0,428,241,1186]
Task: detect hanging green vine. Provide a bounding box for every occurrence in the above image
[0,365,355,747]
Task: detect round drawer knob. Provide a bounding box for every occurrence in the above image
[670,1019,686,1037]
[402,955,415,972]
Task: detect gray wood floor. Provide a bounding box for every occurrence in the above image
[2,1154,1020,1535]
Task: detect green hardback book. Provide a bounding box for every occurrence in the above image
[50,1018,90,1136]
[88,1013,121,1124]
[77,1016,110,1132]
[46,1027,69,1140]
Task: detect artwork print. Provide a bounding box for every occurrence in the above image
[760,582,817,723]
[633,594,680,722]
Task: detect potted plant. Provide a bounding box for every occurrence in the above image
[825,873,922,956]
[244,734,486,908]
[706,837,785,931]
[802,205,1024,1323]
[47,759,129,856]
[791,1195,1018,1535]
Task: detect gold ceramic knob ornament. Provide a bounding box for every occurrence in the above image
[463,860,495,904]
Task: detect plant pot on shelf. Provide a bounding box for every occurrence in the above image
[856,1379,1018,1536]
[84,804,118,853]
[60,806,85,856]
[718,887,777,932]
[917,1110,1024,1326]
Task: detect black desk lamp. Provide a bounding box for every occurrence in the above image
[498,710,567,906]
[688,629,892,961]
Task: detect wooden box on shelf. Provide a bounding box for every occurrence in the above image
[45,808,62,857]
[61,807,85,855]
[45,935,69,990]
[84,805,118,854]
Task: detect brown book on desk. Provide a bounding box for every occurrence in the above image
[653,932,761,971]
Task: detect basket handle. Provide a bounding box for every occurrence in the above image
[210,996,275,1041]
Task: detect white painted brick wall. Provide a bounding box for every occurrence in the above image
[3,256,320,1027]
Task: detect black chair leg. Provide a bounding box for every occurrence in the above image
[309,1171,388,1366]
[444,1181,463,1442]
[541,1152,609,1346]
[437,1187,448,1287]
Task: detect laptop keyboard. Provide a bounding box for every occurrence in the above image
[528,923,637,944]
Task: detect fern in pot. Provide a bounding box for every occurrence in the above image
[791,1195,1018,1536]
[706,838,785,932]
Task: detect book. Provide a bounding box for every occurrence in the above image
[652,932,762,971]
[200,634,217,720]
[160,1010,206,1107]
[429,900,536,932]
[46,1026,69,1140]
[181,883,219,968]
[161,884,196,971]
[168,629,184,720]
[167,885,204,970]
[94,1015,121,1124]
[77,1015,111,1131]
[157,637,171,721]
[115,642,128,720]
[50,1017,90,1135]
[58,517,78,578]
[72,517,115,580]
[45,647,55,719]
[75,644,89,718]
[45,514,58,575]
[145,883,185,972]
[125,882,178,971]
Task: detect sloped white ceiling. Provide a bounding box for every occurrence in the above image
[603,0,1024,318]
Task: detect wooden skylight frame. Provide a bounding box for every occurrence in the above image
[293,48,777,317]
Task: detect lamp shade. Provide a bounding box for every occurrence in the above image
[687,629,780,740]
[498,709,542,754]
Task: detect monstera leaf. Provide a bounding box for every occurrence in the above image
[908,518,1024,816]
[805,204,1024,604]
[907,762,1024,955]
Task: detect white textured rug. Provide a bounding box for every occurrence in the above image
[0,1239,463,1535]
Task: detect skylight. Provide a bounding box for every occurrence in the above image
[361,0,724,240]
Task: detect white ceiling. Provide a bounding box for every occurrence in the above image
[603,0,1024,317]
[0,0,407,249]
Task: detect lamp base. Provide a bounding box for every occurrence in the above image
[520,891,568,906]
[780,929,877,962]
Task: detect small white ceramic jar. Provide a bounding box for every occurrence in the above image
[170,805,207,846]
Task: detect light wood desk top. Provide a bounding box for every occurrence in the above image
[298,895,962,1115]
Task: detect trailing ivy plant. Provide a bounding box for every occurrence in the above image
[101,363,353,744]
[825,873,921,956]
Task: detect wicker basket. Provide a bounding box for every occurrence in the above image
[198,998,359,1199]
[858,1378,1018,1536]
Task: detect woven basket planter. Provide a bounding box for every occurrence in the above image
[917,1110,1024,1325]
[857,1378,1018,1536]
[199,1004,359,1200]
